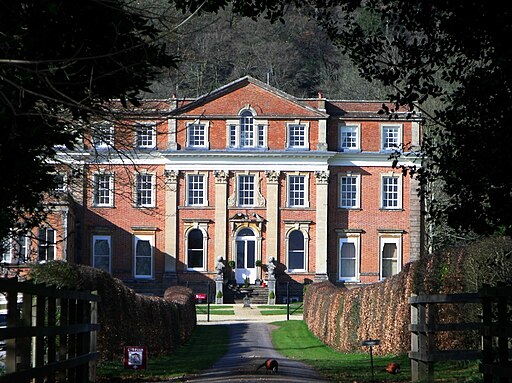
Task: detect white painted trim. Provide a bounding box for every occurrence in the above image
[379,233,402,280]
[286,173,310,208]
[380,172,403,210]
[338,234,360,282]
[185,171,209,207]
[338,173,361,209]
[185,225,208,271]
[285,226,309,273]
[338,122,361,151]
[380,123,403,151]
[186,120,210,149]
[134,233,154,279]
[92,235,112,273]
[286,121,310,150]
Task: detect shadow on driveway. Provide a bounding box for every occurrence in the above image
[178,323,328,382]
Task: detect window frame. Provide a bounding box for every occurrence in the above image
[286,121,309,150]
[339,173,361,209]
[381,173,402,210]
[379,233,402,280]
[185,226,207,271]
[135,172,155,208]
[186,173,208,207]
[286,229,307,272]
[92,235,111,273]
[92,122,114,149]
[135,122,157,149]
[338,235,360,282]
[186,121,209,149]
[92,173,114,207]
[287,174,309,208]
[53,173,68,194]
[226,110,268,149]
[38,228,56,262]
[14,235,30,262]
[381,124,402,151]
[237,174,255,207]
[0,237,11,263]
[339,123,361,151]
[134,234,154,279]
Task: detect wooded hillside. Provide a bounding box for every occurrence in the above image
[149,5,388,99]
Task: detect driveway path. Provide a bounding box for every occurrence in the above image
[176,305,328,382]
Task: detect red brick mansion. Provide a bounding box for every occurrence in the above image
[2,76,423,295]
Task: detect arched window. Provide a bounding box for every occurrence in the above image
[228,109,267,149]
[187,229,204,269]
[240,110,254,147]
[288,230,305,271]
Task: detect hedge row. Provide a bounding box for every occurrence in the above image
[304,237,512,355]
[28,262,196,361]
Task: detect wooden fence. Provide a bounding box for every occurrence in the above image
[0,278,100,383]
[481,285,512,383]
[410,287,512,383]
[409,292,481,382]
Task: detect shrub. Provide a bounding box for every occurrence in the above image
[304,237,511,355]
[28,262,195,361]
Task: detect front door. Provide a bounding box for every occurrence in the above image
[235,228,257,284]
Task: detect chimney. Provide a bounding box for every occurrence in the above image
[317,91,326,112]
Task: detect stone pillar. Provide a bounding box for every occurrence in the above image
[409,177,424,261]
[267,256,277,305]
[267,278,276,305]
[167,97,178,150]
[214,171,228,263]
[215,256,225,304]
[164,170,178,279]
[314,170,330,281]
[317,119,328,151]
[264,171,280,265]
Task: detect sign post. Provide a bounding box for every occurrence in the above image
[124,346,147,370]
[362,339,380,383]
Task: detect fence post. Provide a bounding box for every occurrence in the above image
[410,295,419,381]
[58,297,69,382]
[47,295,57,383]
[411,294,434,383]
[497,296,508,383]
[35,294,46,383]
[5,289,18,374]
[89,291,98,383]
[481,293,492,383]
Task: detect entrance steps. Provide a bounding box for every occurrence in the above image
[224,284,269,305]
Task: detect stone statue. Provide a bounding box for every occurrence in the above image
[267,256,276,279]
[215,256,225,277]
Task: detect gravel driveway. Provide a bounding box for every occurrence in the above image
[179,322,329,382]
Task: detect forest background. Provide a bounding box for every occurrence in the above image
[145,5,387,100]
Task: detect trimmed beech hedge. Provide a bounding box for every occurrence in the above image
[28,262,196,361]
[304,237,512,355]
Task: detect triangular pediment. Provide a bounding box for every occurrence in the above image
[172,76,327,118]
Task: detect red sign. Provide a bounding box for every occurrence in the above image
[195,293,207,303]
[124,346,147,370]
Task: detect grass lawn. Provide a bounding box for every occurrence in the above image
[196,304,235,315]
[258,303,304,316]
[271,320,481,383]
[97,325,229,382]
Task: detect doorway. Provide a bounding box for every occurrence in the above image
[235,228,257,284]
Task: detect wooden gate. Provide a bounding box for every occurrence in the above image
[481,285,512,383]
[0,278,100,383]
[409,292,481,382]
[410,287,512,383]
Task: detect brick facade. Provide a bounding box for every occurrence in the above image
[4,76,423,291]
